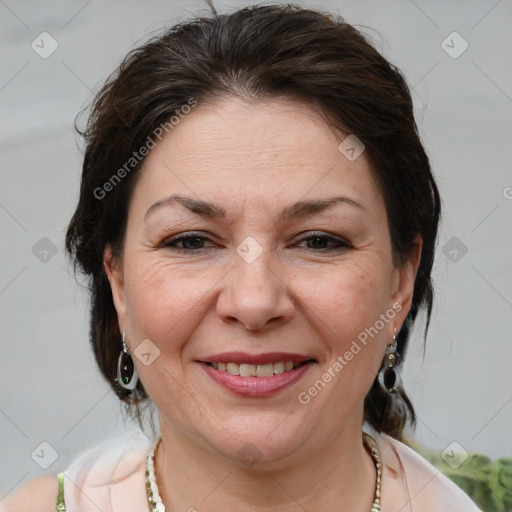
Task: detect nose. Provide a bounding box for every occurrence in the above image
[216,248,295,331]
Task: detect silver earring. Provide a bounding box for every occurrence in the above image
[116,330,138,394]
[378,327,401,393]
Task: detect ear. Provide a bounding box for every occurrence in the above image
[389,235,423,337]
[103,245,127,329]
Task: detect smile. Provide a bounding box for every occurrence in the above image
[205,361,306,377]
[200,355,316,397]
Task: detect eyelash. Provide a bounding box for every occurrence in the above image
[160,231,352,252]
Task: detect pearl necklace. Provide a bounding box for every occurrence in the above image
[145,432,382,511]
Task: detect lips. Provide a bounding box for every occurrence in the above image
[201,351,314,365]
[198,352,316,397]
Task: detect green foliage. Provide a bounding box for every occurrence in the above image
[410,442,512,512]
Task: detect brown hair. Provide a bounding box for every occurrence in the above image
[66,3,440,439]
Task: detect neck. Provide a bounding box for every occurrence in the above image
[154,417,377,512]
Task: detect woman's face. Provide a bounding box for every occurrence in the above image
[105,97,419,465]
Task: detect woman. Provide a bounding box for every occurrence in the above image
[2,3,482,511]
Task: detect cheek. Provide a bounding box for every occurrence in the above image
[302,260,390,341]
[301,259,391,398]
[123,256,212,347]
[297,266,389,418]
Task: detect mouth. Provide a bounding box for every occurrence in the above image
[198,352,316,397]
[204,360,311,377]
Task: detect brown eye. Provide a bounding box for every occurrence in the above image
[295,233,351,251]
[161,233,215,251]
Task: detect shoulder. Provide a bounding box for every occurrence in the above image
[0,429,153,512]
[377,433,483,511]
[0,474,58,512]
[64,427,152,482]
[63,428,153,511]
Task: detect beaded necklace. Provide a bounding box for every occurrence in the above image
[145,433,382,511]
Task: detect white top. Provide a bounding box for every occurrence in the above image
[56,428,482,511]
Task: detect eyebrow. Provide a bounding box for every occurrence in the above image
[144,194,365,222]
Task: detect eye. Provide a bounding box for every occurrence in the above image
[159,231,351,252]
[160,232,215,251]
[294,232,352,251]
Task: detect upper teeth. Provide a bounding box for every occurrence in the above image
[211,361,299,377]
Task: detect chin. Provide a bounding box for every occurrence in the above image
[200,412,316,468]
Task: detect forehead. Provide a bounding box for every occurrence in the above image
[130,97,384,221]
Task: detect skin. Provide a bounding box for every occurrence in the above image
[104,96,421,512]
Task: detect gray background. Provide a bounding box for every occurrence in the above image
[1,0,511,500]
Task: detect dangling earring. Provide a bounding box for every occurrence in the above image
[115,330,138,396]
[378,327,401,393]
